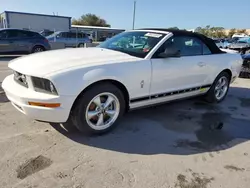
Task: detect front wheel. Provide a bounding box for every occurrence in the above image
[204,72,230,103]
[69,83,125,135]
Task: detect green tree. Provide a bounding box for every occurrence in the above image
[72,13,111,27]
[228,28,237,38]
[195,26,226,38]
[237,29,247,34]
[210,27,226,38]
[167,27,179,30]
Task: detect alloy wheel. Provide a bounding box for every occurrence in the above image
[85,92,120,131]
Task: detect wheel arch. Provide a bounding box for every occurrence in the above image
[221,68,232,81]
[213,69,232,84]
[32,44,46,52]
[70,79,130,115]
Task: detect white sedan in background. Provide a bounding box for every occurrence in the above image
[2,29,243,135]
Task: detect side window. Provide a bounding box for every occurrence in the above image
[0,30,8,39]
[61,32,68,38]
[82,33,87,38]
[68,32,77,38]
[203,44,212,55]
[77,33,83,38]
[6,30,19,39]
[16,31,34,38]
[153,35,212,58]
[173,36,203,56]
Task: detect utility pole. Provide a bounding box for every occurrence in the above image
[132,0,136,29]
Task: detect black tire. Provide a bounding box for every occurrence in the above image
[78,43,85,48]
[32,46,45,53]
[68,83,126,135]
[204,72,230,103]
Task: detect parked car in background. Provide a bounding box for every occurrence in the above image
[2,29,243,135]
[223,38,234,49]
[39,29,55,37]
[228,37,250,54]
[46,31,92,47]
[232,33,249,41]
[240,53,250,78]
[213,39,224,48]
[0,28,51,54]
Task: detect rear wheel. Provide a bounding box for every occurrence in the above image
[78,43,85,48]
[204,72,230,103]
[68,83,125,135]
[32,46,45,53]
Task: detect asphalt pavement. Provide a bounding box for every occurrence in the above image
[0,58,250,188]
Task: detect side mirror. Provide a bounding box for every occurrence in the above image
[158,48,181,58]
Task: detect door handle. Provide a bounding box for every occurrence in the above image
[198,62,206,67]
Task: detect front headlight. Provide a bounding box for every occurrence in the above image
[31,77,58,95]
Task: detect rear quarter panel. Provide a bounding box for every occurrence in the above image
[206,53,242,84]
[31,37,51,51]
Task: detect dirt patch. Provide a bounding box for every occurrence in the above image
[238,98,250,108]
[224,165,245,172]
[16,155,52,179]
[56,172,69,179]
[175,173,214,188]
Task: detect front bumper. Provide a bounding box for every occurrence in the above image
[2,74,75,123]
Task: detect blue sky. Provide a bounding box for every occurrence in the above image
[1,0,250,30]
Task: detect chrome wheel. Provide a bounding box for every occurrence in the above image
[85,92,120,131]
[214,76,228,100]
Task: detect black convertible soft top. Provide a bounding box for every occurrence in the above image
[138,28,226,54]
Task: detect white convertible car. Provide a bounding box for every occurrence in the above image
[2,29,243,135]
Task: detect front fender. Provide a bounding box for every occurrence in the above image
[48,67,128,97]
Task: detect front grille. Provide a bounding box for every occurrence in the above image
[13,71,28,88]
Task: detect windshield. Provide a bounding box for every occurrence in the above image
[98,31,166,58]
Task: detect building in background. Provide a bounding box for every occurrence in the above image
[0,11,71,32]
[0,11,126,41]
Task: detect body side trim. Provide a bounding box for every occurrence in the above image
[130,84,212,103]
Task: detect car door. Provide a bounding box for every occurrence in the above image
[0,30,15,53]
[56,32,69,47]
[150,35,212,96]
[68,32,77,47]
[12,30,34,53]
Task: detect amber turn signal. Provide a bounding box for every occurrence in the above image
[28,102,60,108]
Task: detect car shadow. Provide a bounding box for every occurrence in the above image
[0,83,8,103]
[49,86,250,155]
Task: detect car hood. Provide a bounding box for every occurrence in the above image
[8,48,140,77]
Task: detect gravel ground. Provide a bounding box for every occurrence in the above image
[0,58,250,188]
